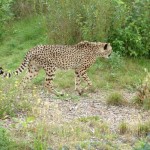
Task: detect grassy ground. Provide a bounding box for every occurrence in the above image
[0,16,150,149]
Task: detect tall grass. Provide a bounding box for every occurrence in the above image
[2,0,114,44]
[44,0,113,44]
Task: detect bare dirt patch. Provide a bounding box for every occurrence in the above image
[38,90,150,132]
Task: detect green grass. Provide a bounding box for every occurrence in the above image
[2,117,122,150]
[5,116,149,150]
[0,126,28,150]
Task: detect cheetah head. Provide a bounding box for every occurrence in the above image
[98,42,112,58]
[77,41,112,58]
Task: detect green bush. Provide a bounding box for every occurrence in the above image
[108,52,124,70]
[109,0,150,57]
[45,0,113,44]
[0,0,14,41]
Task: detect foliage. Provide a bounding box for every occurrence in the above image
[44,0,113,44]
[109,0,150,57]
[108,52,124,70]
[0,0,14,41]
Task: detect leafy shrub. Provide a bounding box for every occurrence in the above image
[0,0,14,41]
[0,127,11,149]
[1,0,114,44]
[135,143,150,150]
[109,0,150,57]
[45,0,113,44]
[108,52,124,70]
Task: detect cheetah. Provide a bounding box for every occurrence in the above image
[0,41,112,95]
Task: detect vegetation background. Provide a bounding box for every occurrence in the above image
[0,0,149,57]
[0,0,150,149]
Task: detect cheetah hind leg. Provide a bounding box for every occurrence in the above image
[44,72,64,96]
[75,70,83,95]
[21,62,40,89]
[81,71,93,93]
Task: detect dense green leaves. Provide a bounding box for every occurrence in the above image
[0,0,14,40]
[109,0,150,57]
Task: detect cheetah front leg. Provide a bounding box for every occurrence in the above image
[81,71,92,91]
[75,70,82,95]
[75,68,92,95]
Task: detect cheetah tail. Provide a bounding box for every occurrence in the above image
[0,55,30,78]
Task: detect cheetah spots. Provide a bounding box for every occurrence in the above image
[1,42,112,95]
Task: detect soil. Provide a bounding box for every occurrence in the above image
[38,90,150,132]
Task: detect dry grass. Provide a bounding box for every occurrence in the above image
[118,121,129,134]
[106,92,127,106]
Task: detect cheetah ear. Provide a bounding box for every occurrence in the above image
[104,43,108,50]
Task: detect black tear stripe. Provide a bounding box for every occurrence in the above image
[0,69,4,75]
